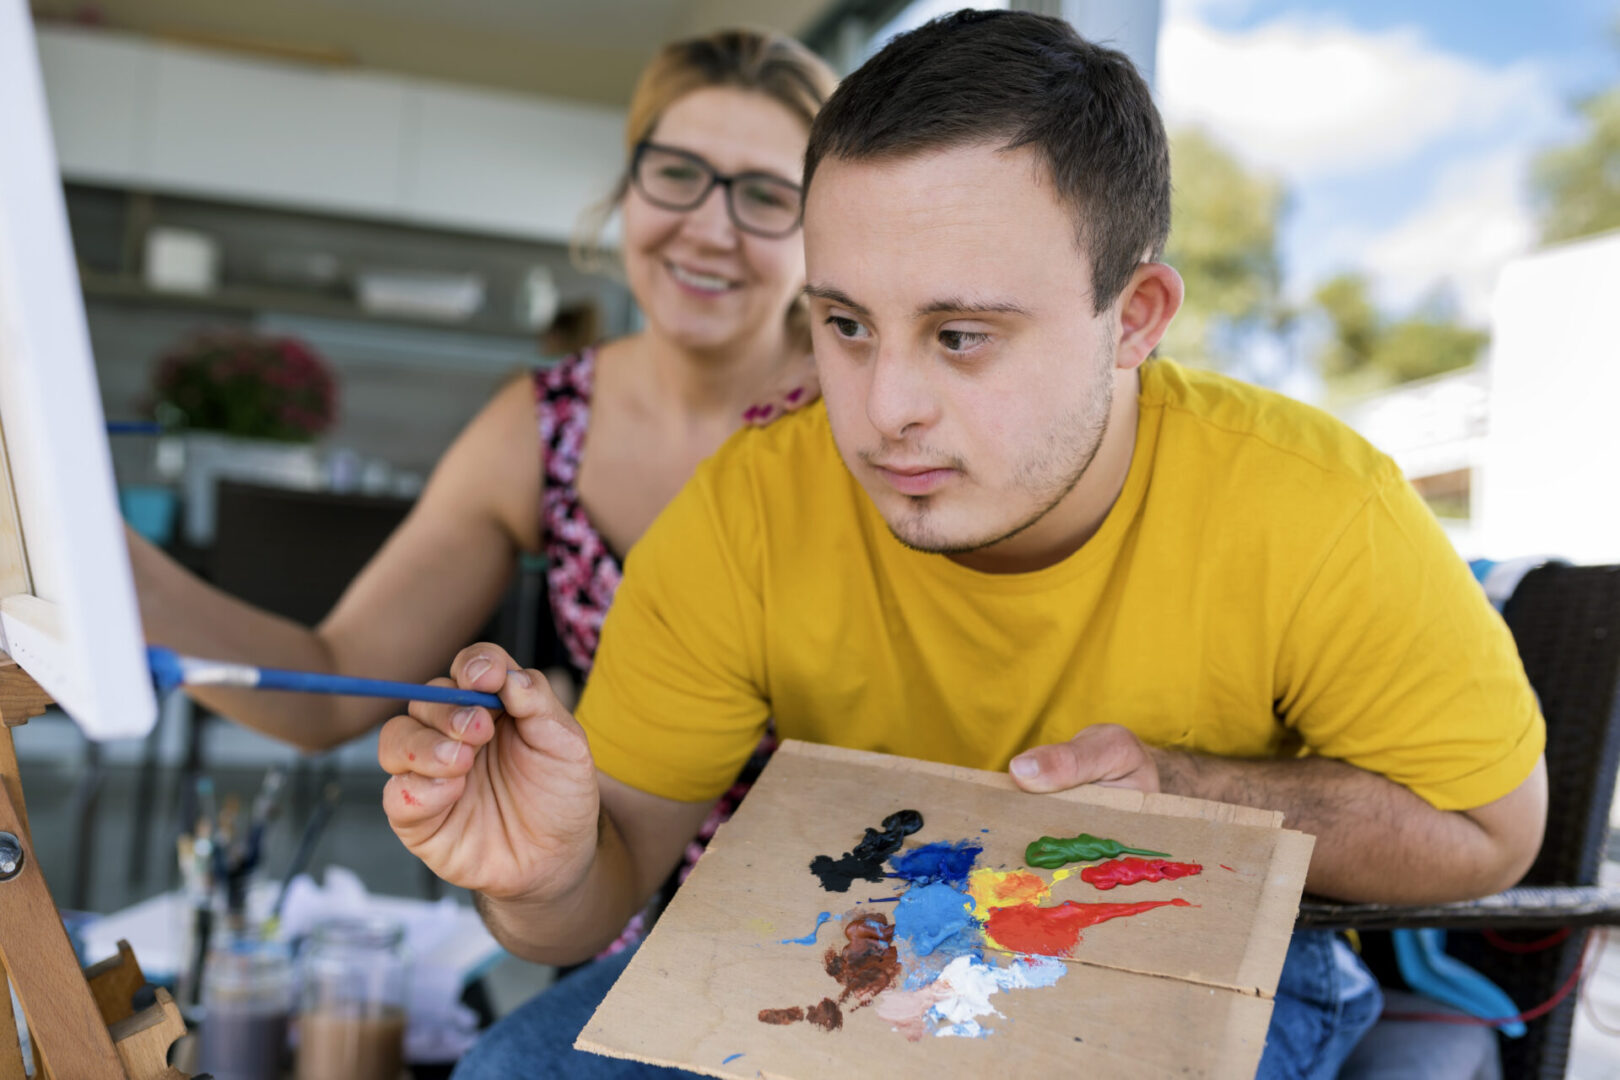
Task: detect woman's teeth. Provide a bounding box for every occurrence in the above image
[670,264,735,292]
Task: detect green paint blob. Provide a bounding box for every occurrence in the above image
[1024,833,1170,869]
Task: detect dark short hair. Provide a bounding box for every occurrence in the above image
[804,9,1170,313]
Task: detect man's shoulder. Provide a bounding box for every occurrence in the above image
[1144,359,1399,494]
[694,400,846,498]
[653,401,855,563]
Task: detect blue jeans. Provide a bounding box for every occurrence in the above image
[453,930,1381,1078]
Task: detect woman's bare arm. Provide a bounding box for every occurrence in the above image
[132,373,543,752]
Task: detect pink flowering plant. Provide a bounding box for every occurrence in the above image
[152,333,338,441]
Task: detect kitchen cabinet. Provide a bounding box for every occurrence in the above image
[35,25,625,243]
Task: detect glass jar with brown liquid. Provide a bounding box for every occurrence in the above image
[295,917,409,1080]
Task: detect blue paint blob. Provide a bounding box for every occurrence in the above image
[722,1053,745,1064]
[780,911,834,945]
[981,828,991,833]
[888,839,984,888]
[894,882,979,957]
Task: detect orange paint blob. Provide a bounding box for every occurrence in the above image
[967,869,1053,915]
[983,898,1193,956]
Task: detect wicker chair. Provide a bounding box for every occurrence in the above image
[1299,563,1620,1078]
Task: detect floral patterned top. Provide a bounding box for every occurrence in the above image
[535,348,621,678]
[532,349,777,957]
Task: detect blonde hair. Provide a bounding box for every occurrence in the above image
[573,29,838,347]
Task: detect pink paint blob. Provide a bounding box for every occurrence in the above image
[984,899,1193,956]
[874,983,951,1042]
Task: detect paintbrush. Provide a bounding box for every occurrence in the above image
[242,765,287,873]
[147,645,502,709]
[185,783,218,1009]
[268,781,342,929]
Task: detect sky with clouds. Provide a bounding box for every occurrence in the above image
[1156,0,1617,327]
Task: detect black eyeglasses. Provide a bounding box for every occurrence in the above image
[630,141,804,238]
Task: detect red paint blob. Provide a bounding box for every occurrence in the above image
[408,753,416,762]
[1080,857,1202,891]
[985,899,1193,956]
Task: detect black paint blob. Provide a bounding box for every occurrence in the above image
[809,809,924,892]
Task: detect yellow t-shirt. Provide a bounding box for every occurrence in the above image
[577,359,1544,812]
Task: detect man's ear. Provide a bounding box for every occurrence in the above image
[1113,262,1184,370]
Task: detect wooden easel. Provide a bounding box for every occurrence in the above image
[0,657,195,1079]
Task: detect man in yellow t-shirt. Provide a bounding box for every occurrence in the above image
[382,12,1546,1078]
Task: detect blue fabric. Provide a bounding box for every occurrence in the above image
[452,945,690,1079]
[453,930,1380,1078]
[1257,930,1385,1079]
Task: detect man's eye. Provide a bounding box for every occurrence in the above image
[940,329,988,351]
[826,316,867,339]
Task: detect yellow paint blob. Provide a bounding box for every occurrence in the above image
[967,868,1053,919]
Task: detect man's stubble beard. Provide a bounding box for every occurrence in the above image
[887,347,1117,557]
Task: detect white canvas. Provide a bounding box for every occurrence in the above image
[0,0,157,738]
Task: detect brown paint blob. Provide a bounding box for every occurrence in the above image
[805,998,842,1031]
[824,911,901,1004]
[758,1007,803,1025]
[758,910,902,1031]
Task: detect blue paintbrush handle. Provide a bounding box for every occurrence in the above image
[252,666,503,708]
[147,646,503,709]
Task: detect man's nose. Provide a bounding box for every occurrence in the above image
[866,344,938,440]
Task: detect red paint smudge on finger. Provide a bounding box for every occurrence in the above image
[408,753,415,761]
[984,898,1193,956]
[1080,857,1202,890]
[400,790,419,806]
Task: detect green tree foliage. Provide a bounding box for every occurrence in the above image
[1160,128,1290,370]
[1532,83,1620,244]
[1161,127,1488,390]
[1311,273,1379,379]
[1311,273,1487,391]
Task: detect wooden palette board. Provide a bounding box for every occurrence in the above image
[579,741,1313,1079]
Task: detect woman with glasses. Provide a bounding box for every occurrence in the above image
[131,30,838,947]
